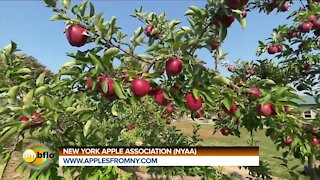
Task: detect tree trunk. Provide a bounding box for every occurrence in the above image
[308,156,318,180]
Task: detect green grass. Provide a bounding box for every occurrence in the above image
[173,121,303,179]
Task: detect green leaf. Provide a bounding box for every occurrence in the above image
[66,107,76,112]
[35,86,48,96]
[111,104,118,116]
[219,22,228,41]
[23,90,34,108]
[80,113,92,121]
[265,128,274,137]
[181,26,192,32]
[62,61,76,67]
[7,86,19,105]
[274,86,289,98]
[189,6,201,16]
[72,108,93,116]
[104,47,119,59]
[233,10,246,29]
[113,81,126,99]
[101,79,108,94]
[83,120,92,137]
[61,0,71,10]
[185,9,195,16]
[4,41,17,55]
[264,79,276,85]
[89,2,95,17]
[192,89,200,99]
[168,20,181,29]
[131,27,143,42]
[44,0,56,7]
[89,52,106,71]
[71,5,79,14]
[79,0,88,16]
[275,101,299,107]
[17,68,31,74]
[259,94,271,106]
[50,14,70,21]
[212,76,230,85]
[163,91,173,100]
[44,96,55,110]
[0,126,18,144]
[36,72,46,87]
[222,97,232,110]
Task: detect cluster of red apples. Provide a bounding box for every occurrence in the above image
[283,136,319,148]
[218,86,286,136]
[19,112,44,129]
[210,0,249,51]
[267,1,290,12]
[268,14,320,55]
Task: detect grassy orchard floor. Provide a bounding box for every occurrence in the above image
[0,120,308,180]
[172,120,304,179]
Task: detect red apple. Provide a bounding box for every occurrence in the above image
[287,31,297,39]
[32,112,40,119]
[222,103,237,115]
[223,15,235,27]
[211,39,220,50]
[155,90,171,105]
[66,24,88,47]
[19,116,29,122]
[227,66,234,72]
[284,137,293,146]
[298,22,313,33]
[106,78,115,96]
[148,88,160,96]
[131,78,150,97]
[127,124,135,130]
[144,25,154,37]
[277,44,283,52]
[220,128,230,136]
[185,93,202,111]
[312,137,319,147]
[284,106,290,112]
[242,10,247,18]
[249,88,261,98]
[268,1,279,10]
[226,0,242,9]
[197,109,203,118]
[245,68,254,75]
[29,112,44,128]
[166,57,183,76]
[308,15,317,23]
[98,76,115,96]
[267,46,278,54]
[167,106,174,114]
[312,20,320,29]
[280,3,289,12]
[30,117,44,127]
[256,102,275,117]
[98,75,107,93]
[304,63,310,70]
[86,76,93,90]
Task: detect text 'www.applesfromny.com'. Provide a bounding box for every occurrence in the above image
[62,157,158,165]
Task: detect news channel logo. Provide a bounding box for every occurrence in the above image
[22,143,54,170]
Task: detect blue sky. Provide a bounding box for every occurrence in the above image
[0,0,295,75]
